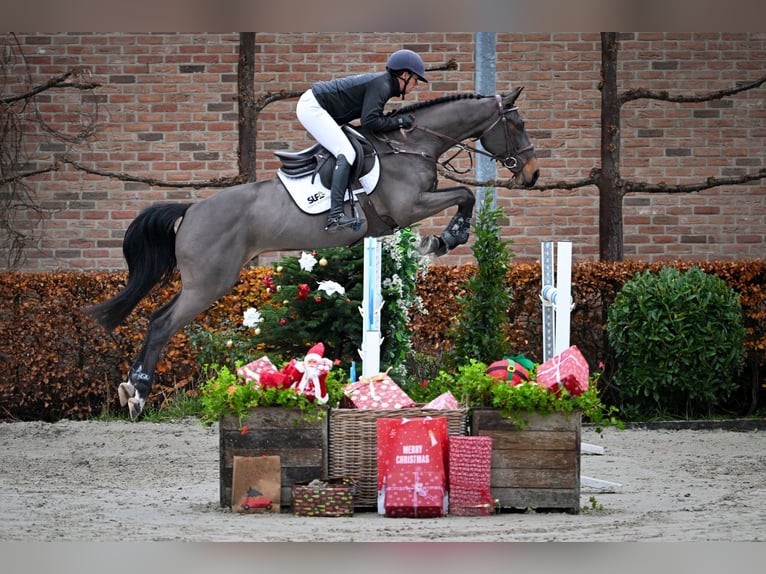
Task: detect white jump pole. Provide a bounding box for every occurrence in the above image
[540,240,572,362]
[360,237,383,378]
[541,242,621,490]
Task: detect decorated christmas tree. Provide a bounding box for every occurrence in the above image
[247,228,427,377]
[252,245,364,365]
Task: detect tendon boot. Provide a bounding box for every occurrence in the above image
[325,154,360,232]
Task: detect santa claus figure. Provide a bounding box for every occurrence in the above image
[292,343,333,404]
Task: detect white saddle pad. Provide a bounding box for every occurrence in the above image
[277,156,380,215]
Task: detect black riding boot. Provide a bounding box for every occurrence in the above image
[325,154,360,232]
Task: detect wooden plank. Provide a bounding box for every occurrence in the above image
[491,487,580,512]
[491,467,578,489]
[581,442,605,455]
[221,428,325,450]
[222,447,324,469]
[471,410,581,513]
[471,409,581,432]
[220,406,325,431]
[479,429,578,451]
[491,449,577,470]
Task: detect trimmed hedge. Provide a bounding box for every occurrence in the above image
[1,260,764,420]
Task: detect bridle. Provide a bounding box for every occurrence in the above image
[410,94,535,175]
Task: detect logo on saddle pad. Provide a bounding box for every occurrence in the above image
[274,127,380,215]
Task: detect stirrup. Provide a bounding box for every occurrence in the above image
[325,213,362,232]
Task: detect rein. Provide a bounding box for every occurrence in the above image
[413,95,535,175]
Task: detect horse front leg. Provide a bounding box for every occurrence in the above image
[416,186,475,256]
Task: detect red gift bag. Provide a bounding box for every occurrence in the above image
[376,417,448,518]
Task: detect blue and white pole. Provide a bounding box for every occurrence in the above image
[360,237,383,378]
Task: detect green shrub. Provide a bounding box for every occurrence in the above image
[607,266,746,419]
[446,193,514,367]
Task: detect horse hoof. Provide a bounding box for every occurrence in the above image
[417,235,439,255]
[118,382,136,407]
[127,397,144,421]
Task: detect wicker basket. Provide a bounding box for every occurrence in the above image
[328,407,468,508]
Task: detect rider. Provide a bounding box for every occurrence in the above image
[296,49,428,232]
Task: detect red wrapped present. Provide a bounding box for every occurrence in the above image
[382,469,446,518]
[342,373,416,410]
[448,436,494,516]
[237,356,279,384]
[535,345,590,397]
[423,391,459,410]
[377,417,448,517]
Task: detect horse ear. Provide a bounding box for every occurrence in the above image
[505,86,524,107]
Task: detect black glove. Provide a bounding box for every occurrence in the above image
[397,114,415,130]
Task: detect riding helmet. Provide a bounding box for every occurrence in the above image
[386,49,428,83]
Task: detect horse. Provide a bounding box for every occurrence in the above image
[85,86,539,419]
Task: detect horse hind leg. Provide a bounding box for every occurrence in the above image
[120,284,230,420]
[118,294,183,420]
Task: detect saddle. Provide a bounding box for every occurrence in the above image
[274,125,376,189]
[274,126,396,237]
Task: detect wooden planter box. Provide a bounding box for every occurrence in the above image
[470,409,581,513]
[219,407,328,509]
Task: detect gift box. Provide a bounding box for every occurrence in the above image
[342,373,416,410]
[382,469,446,518]
[291,478,355,517]
[535,345,590,397]
[423,391,459,410]
[448,436,494,516]
[237,356,277,383]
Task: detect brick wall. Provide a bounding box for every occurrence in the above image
[4,32,765,271]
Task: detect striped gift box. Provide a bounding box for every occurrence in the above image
[448,435,494,516]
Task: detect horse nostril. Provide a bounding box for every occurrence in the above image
[527,170,539,187]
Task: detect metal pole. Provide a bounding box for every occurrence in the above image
[475,32,496,209]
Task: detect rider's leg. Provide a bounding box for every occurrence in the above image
[325,154,358,231]
[296,89,362,230]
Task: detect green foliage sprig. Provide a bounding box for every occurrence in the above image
[199,362,347,426]
[419,358,620,429]
[380,227,429,380]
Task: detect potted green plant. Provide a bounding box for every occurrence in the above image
[200,360,346,509]
[419,357,618,513]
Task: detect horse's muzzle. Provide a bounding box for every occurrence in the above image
[519,157,539,187]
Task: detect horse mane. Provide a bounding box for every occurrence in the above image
[387,93,489,116]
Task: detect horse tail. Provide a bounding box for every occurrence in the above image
[85,203,192,331]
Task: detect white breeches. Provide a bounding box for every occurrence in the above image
[296,89,356,164]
